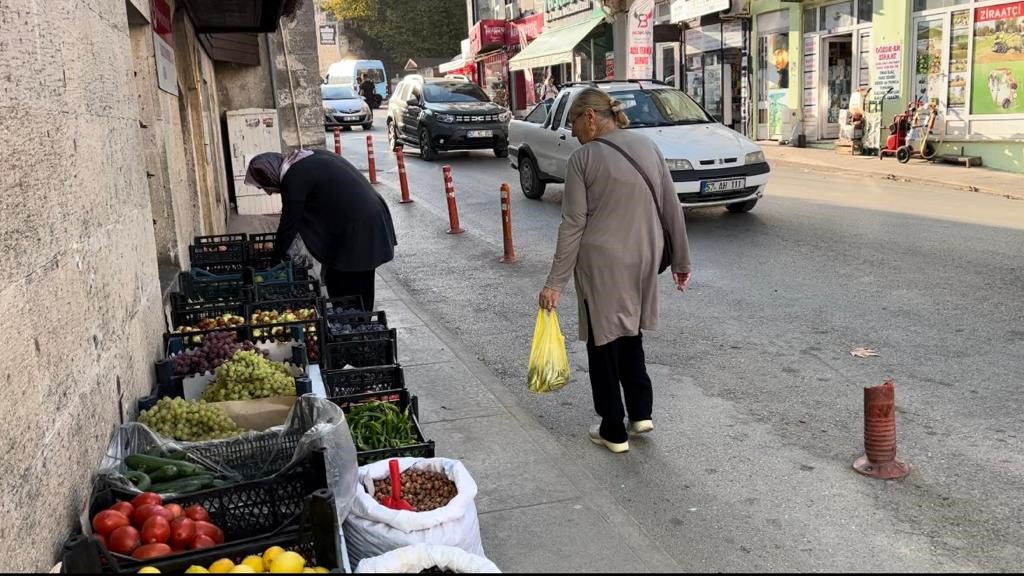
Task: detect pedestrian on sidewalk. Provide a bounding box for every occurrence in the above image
[245,149,397,311]
[537,88,692,454]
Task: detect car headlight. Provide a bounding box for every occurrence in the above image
[436,113,455,124]
[499,111,512,122]
[666,159,693,171]
[745,150,766,164]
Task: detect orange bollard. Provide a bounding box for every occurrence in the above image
[853,379,910,479]
[366,135,377,184]
[396,147,413,204]
[333,128,342,155]
[442,165,464,235]
[500,183,517,263]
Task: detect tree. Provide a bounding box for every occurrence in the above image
[320,0,467,76]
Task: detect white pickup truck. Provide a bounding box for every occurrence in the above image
[508,80,770,213]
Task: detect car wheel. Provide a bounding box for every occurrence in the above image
[519,154,546,200]
[725,199,758,213]
[897,146,911,163]
[363,123,373,131]
[387,120,398,150]
[419,128,436,161]
[494,148,509,158]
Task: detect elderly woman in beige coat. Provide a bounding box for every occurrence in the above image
[538,88,692,454]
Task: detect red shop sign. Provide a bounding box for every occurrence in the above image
[507,12,545,47]
[471,19,507,54]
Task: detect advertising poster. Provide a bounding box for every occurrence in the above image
[971,1,1024,114]
[948,10,970,108]
[874,43,902,97]
[151,0,177,96]
[628,0,655,79]
[768,88,787,139]
[914,18,945,107]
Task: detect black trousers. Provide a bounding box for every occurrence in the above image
[323,268,376,311]
[585,302,653,444]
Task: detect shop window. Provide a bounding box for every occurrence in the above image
[913,17,946,108]
[758,32,790,126]
[803,8,817,34]
[913,0,968,12]
[857,0,873,23]
[947,9,968,110]
[819,2,854,30]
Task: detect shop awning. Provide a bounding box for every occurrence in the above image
[438,56,469,73]
[508,14,605,72]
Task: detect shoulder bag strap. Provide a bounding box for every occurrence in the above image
[593,137,665,229]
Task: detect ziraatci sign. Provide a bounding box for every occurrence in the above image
[670,0,731,23]
[470,19,507,55]
[545,0,594,22]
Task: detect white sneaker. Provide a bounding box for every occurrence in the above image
[589,425,629,453]
[628,420,654,435]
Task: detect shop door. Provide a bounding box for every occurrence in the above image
[820,35,853,140]
[657,42,680,88]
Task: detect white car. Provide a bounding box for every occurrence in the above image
[508,80,769,213]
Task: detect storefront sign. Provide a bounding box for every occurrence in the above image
[508,13,545,48]
[545,0,594,22]
[470,19,507,55]
[873,42,902,99]
[670,0,730,23]
[971,1,1024,114]
[723,20,743,49]
[685,23,722,54]
[606,51,616,79]
[151,0,177,96]
[319,25,336,45]
[628,0,655,79]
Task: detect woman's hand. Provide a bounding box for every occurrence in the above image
[538,287,561,310]
[673,272,691,292]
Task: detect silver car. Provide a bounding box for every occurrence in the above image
[322,84,373,130]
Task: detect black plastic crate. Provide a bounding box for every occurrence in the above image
[334,389,433,466]
[175,273,249,305]
[245,233,277,266]
[323,295,368,314]
[189,237,246,268]
[248,298,323,364]
[251,261,296,285]
[254,280,323,303]
[324,313,390,345]
[320,365,405,398]
[323,336,396,370]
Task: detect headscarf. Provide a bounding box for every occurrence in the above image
[244,150,315,189]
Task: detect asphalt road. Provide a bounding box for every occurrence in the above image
[327,115,1024,572]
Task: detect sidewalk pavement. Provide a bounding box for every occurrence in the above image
[760,142,1024,201]
[228,214,682,573]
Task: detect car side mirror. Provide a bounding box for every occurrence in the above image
[407,98,420,107]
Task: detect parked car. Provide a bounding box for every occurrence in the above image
[508,80,770,213]
[322,84,373,130]
[386,75,512,161]
[325,59,389,106]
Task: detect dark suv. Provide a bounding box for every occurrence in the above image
[387,75,511,161]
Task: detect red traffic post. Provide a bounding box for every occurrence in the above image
[333,127,342,155]
[442,165,464,235]
[396,147,413,204]
[366,135,378,184]
[853,379,911,479]
[500,183,517,263]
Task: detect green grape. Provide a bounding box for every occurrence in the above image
[139,396,243,441]
[201,350,297,402]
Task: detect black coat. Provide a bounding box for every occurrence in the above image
[273,150,397,272]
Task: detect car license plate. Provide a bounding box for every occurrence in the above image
[700,178,746,193]
[467,129,493,138]
[344,115,360,121]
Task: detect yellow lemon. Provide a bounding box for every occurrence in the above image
[241,555,265,573]
[138,569,161,574]
[228,566,256,574]
[185,567,210,574]
[302,570,316,574]
[269,551,306,573]
[313,569,329,574]
[262,546,286,571]
[208,559,236,573]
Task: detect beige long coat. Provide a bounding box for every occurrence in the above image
[544,129,692,346]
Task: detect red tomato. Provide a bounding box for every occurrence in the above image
[141,516,171,545]
[184,505,210,523]
[193,521,224,545]
[131,542,172,560]
[169,517,196,550]
[189,534,216,550]
[106,525,141,555]
[164,503,184,519]
[132,504,174,528]
[109,501,134,518]
[130,492,162,509]
[92,510,130,537]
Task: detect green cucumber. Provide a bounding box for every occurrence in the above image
[148,465,180,483]
[125,454,207,476]
[150,474,215,494]
[124,470,151,491]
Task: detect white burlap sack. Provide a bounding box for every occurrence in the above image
[344,458,483,567]
[355,543,500,573]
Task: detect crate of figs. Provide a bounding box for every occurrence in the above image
[166,302,248,352]
[188,234,247,271]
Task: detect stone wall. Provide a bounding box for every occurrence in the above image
[0,0,167,570]
[272,0,327,151]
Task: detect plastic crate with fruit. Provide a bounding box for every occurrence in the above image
[322,336,396,370]
[247,297,323,364]
[254,280,323,303]
[320,365,405,398]
[165,302,249,354]
[323,310,389,345]
[173,273,249,306]
[189,234,247,269]
[245,233,277,267]
[333,389,435,466]
[322,296,370,317]
[62,449,333,573]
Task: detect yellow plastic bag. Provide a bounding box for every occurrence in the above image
[527,308,570,393]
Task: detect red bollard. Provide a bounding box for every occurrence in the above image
[396,147,413,204]
[333,128,342,155]
[500,183,517,263]
[366,135,377,184]
[853,379,911,479]
[442,165,464,235]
